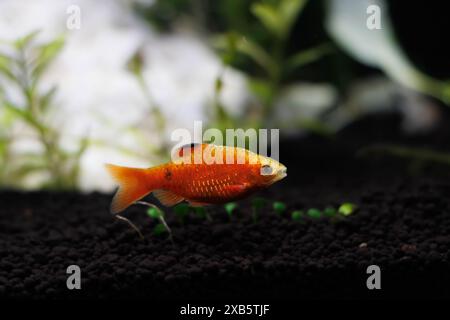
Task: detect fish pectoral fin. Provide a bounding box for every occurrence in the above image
[153,189,185,207]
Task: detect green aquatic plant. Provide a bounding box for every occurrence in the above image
[290,203,356,221]
[224,202,238,218]
[193,206,212,221]
[291,210,304,221]
[306,208,322,218]
[273,201,286,215]
[0,31,88,189]
[213,0,332,127]
[338,202,357,216]
[139,201,173,241]
[323,206,337,217]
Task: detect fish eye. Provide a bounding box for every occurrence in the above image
[260,164,273,176]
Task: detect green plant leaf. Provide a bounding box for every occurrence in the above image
[127,49,144,76]
[213,33,277,77]
[251,3,283,38]
[323,206,337,217]
[147,207,162,219]
[32,36,65,81]
[279,0,308,36]
[0,53,18,84]
[224,202,237,216]
[3,101,46,132]
[285,43,333,72]
[338,203,357,216]
[174,203,190,216]
[252,0,308,39]
[307,208,322,218]
[39,86,57,112]
[153,223,167,235]
[291,210,304,221]
[14,30,40,50]
[273,201,286,215]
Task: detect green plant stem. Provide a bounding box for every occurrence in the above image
[137,201,174,243]
[17,46,64,188]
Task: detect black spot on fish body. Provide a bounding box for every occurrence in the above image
[164,168,172,180]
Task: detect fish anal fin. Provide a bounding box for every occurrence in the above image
[188,200,210,207]
[153,189,185,207]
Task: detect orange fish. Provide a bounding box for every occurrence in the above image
[106,143,287,214]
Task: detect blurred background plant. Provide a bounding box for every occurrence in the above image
[211,0,333,131]
[0,0,449,190]
[0,31,88,189]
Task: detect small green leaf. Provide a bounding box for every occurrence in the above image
[213,33,276,77]
[174,203,189,216]
[39,86,57,111]
[215,77,223,93]
[285,43,333,72]
[224,202,237,217]
[251,3,283,38]
[307,208,322,218]
[0,53,18,83]
[146,207,162,219]
[323,206,337,217]
[32,36,65,80]
[279,0,308,35]
[338,203,357,216]
[273,201,286,215]
[127,49,144,75]
[15,30,40,49]
[153,223,167,235]
[291,210,304,221]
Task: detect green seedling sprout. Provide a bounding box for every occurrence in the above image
[273,201,286,215]
[152,223,168,236]
[174,203,190,224]
[251,197,266,222]
[137,201,173,243]
[307,208,322,219]
[291,210,304,221]
[338,203,357,216]
[323,206,337,217]
[193,206,212,221]
[224,202,238,218]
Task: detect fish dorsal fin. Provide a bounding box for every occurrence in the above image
[153,189,184,207]
[175,143,204,157]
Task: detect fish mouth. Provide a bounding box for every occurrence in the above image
[272,167,287,182]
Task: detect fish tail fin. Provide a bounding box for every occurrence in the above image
[105,164,153,214]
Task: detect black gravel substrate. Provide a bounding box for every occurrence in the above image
[1,111,450,300]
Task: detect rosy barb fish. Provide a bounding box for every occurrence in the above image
[106,143,287,213]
